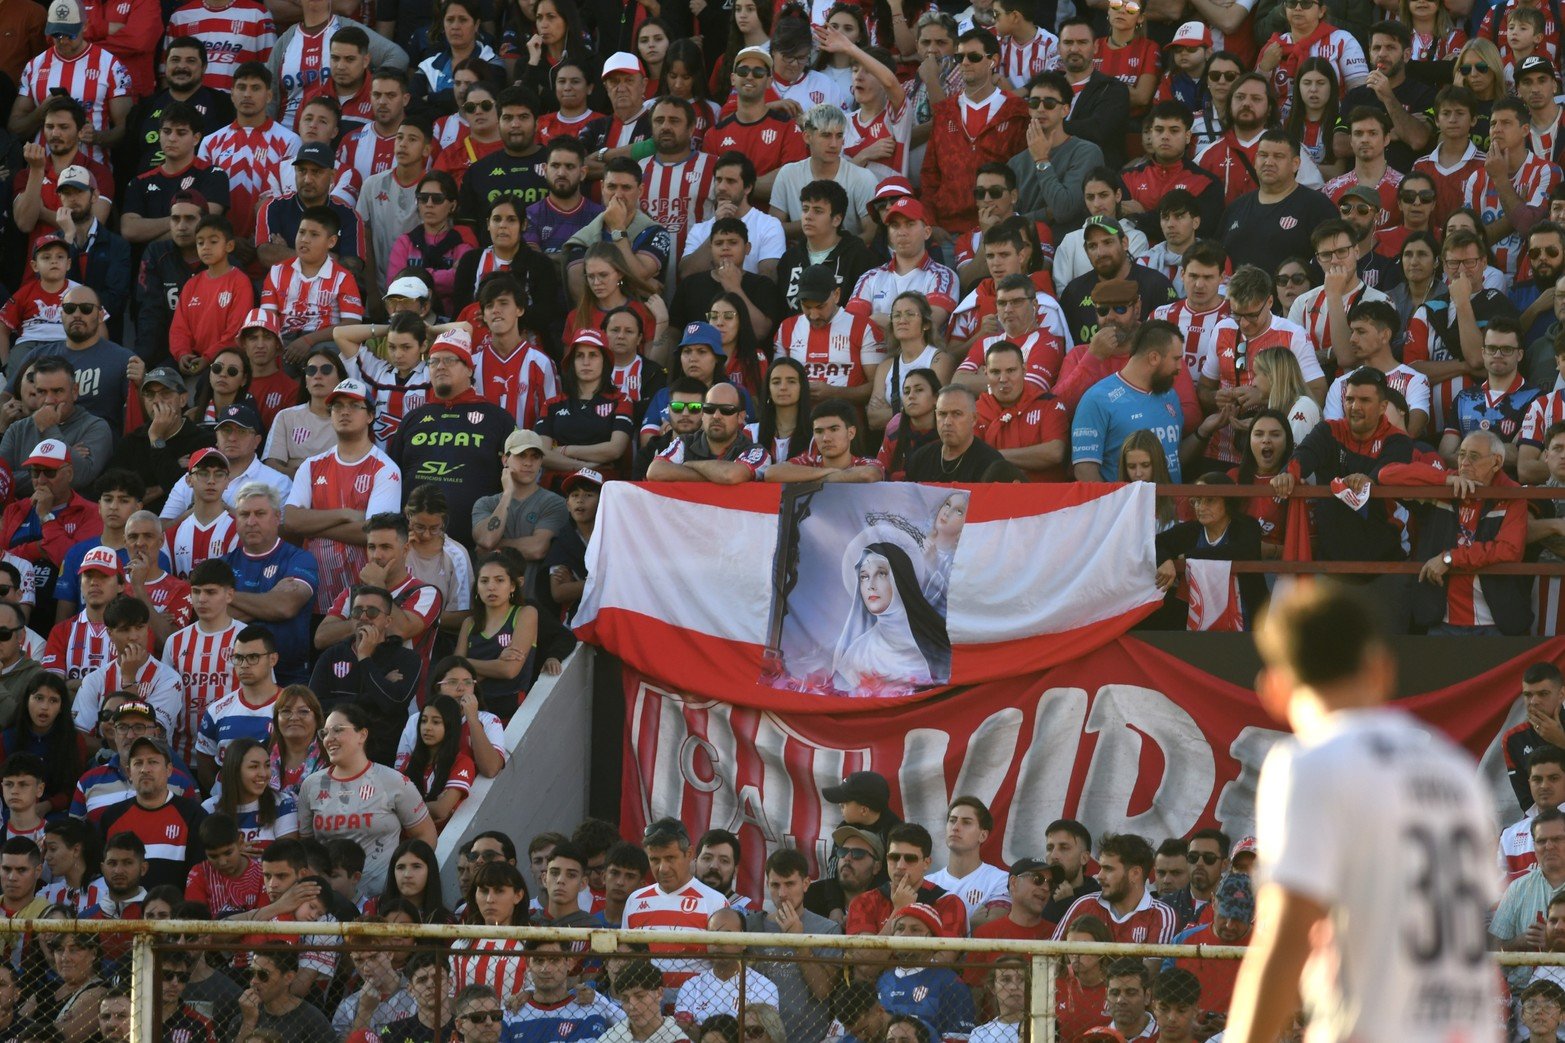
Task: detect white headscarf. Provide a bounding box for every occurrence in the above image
[831,551,935,693]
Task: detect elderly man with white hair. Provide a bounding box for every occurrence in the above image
[223,482,319,683]
[1381,427,1533,636]
[768,104,880,239]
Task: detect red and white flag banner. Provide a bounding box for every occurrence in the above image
[622,636,1565,897]
[575,481,1163,708]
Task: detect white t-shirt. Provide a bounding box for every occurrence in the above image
[926,862,1011,920]
[1255,706,1501,1043]
[1324,364,1432,425]
[770,158,879,235]
[674,967,780,1023]
[970,1021,1021,1043]
[681,207,788,274]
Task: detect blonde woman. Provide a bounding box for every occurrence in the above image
[1250,347,1321,445]
[867,292,955,431]
[1119,429,1177,531]
[1452,37,1502,148]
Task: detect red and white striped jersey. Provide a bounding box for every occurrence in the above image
[1498,811,1537,881]
[474,337,559,430]
[956,327,1066,392]
[844,100,914,180]
[846,254,960,319]
[42,879,106,913]
[286,445,401,611]
[18,45,133,166]
[1460,153,1559,278]
[468,247,512,295]
[451,938,528,1000]
[347,354,430,444]
[1522,388,1565,446]
[535,108,600,146]
[775,310,886,388]
[1324,364,1432,423]
[260,257,365,338]
[624,876,730,984]
[162,619,242,766]
[165,0,277,91]
[640,152,715,257]
[73,656,185,740]
[1053,889,1177,945]
[199,120,300,235]
[275,18,348,125]
[336,122,398,185]
[433,112,468,150]
[144,572,194,634]
[998,29,1060,89]
[1287,284,1387,364]
[1153,298,1232,380]
[164,513,238,578]
[41,612,111,682]
[1201,314,1319,463]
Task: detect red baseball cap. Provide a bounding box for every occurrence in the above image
[429,329,475,368]
[883,197,928,224]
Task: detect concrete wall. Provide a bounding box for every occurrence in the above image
[435,646,596,905]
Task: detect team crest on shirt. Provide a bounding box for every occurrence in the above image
[1131,926,1147,941]
[1166,404,1177,417]
[359,783,376,801]
[232,18,245,31]
[558,1023,577,1036]
[333,661,350,678]
[263,565,278,578]
[912,987,928,1002]
[219,291,232,307]
[762,128,777,145]
[1279,216,1299,230]
[468,411,483,424]
[680,895,698,912]
[596,403,613,417]
[354,474,372,494]
[498,633,511,648]
[181,176,195,190]
[165,824,180,840]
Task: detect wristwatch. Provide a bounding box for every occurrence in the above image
[1034,160,1051,173]
[1443,553,1454,566]
[151,437,167,449]
[608,229,626,242]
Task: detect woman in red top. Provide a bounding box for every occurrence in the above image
[564,243,659,349]
[1231,408,1296,557]
[404,696,477,831]
[432,84,504,186]
[1095,0,1160,115]
[1057,915,1112,1043]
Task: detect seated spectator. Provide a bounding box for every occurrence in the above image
[454,553,539,720]
[1071,319,1191,482]
[771,104,878,239]
[256,140,365,271]
[402,484,475,640]
[565,243,662,355]
[775,180,876,319]
[333,929,416,1037]
[169,217,254,376]
[765,401,884,484]
[333,309,433,448]
[261,208,368,343]
[0,752,50,846]
[974,341,1069,482]
[366,840,451,924]
[1232,410,1297,554]
[971,959,1028,1043]
[97,735,207,891]
[402,697,477,830]
[1439,315,1539,471]
[354,110,435,294]
[848,200,958,335]
[523,136,602,263]
[19,289,134,437]
[202,739,298,851]
[184,813,266,917]
[675,907,781,1023]
[536,330,635,478]
[1324,300,1431,442]
[869,298,953,433]
[905,384,1008,482]
[185,348,257,429]
[681,153,785,282]
[193,624,281,787]
[232,949,336,1043]
[265,349,352,482]
[1521,980,1565,1043]
[1248,348,1324,451]
[389,172,476,318]
[49,167,130,338]
[314,514,443,679]
[845,823,967,939]
[777,265,885,410]
[73,594,183,743]
[1520,337,1565,484]
[877,906,976,1037]
[44,541,122,688]
[637,378,709,478]
[562,159,673,303]
[108,369,216,516]
[670,218,779,344]
[1051,172,1152,291]
[600,961,685,1043]
[1153,474,1267,630]
[647,384,773,484]
[269,685,325,801]
[469,430,568,599]
[120,104,231,247]
[0,234,81,363]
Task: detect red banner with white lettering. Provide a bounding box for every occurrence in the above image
[623,635,1565,897]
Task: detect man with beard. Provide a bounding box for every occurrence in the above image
[122,37,233,173]
[647,383,772,484]
[12,98,113,251]
[1060,215,1177,345]
[641,98,714,258]
[1054,833,1176,944]
[524,137,602,257]
[694,829,748,909]
[1067,318,1193,483]
[806,826,883,924]
[1515,222,1565,343]
[701,49,807,203]
[1197,74,1324,206]
[23,286,135,432]
[1331,22,1435,172]
[337,68,411,186]
[1334,184,1403,291]
[682,153,785,280]
[1163,830,1228,931]
[458,84,547,223]
[1519,56,1565,168]
[1170,874,1255,1036]
[1219,131,1338,275]
[51,166,130,335]
[1055,20,1130,170]
[845,823,968,941]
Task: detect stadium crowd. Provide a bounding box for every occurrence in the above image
[0,0,1554,1038]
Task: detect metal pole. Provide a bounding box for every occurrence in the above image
[131,933,156,1043]
[1028,953,1056,1043]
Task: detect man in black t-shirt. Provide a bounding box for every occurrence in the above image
[906,385,1007,481]
[121,38,233,173]
[671,217,781,335]
[1061,215,1178,343]
[120,103,230,247]
[1332,20,1435,174]
[457,84,548,226]
[1220,131,1339,274]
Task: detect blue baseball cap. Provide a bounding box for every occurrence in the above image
[678,321,726,359]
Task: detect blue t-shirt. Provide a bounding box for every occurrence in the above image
[1070,372,1185,481]
[1447,379,1540,443]
[502,994,624,1043]
[878,967,975,1041]
[224,539,319,683]
[55,539,174,605]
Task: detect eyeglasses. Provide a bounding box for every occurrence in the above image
[1444,256,1483,269]
[230,652,268,666]
[113,721,152,735]
[304,363,337,376]
[278,705,315,719]
[668,402,704,414]
[1338,202,1376,216]
[463,99,495,114]
[1207,70,1239,83]
[1399,189,1436,204]
[885,852,922,863]
[733,66,769,78]
[462,1011,503,1024]
[1026,96,1065,110]
[250,968,272,982]
[1482,343,1521,354]
[1459,61,1491,75]
[1282,0,1318,8]
[833,846,874,862]
[1276,272,1312,287]
[61,303,96,315]
[162,969,190,983]
[1532,246,1563,259]
[1095,304,1133,316]
[210,364,243,378]
[349,605,385,619]
[1186,851,1221,865]
[439,676,477,689]
[416,192,448,204]
[958,51,990,63]
[318,725,357,742]
[702,403,743,415]
[408,521,444,536]
[1231,304,1270,322]
[1316,245,1355,262]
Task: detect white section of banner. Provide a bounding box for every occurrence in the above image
[1185,559,1241,631]
[944,482,1159,643]
[577,484,777,643]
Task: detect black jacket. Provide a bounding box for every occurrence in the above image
[134,241,203,367]
[309,639,426,766]
[1289,417,1415,561]
[107,419,216,514]
[1063,73,1131,169]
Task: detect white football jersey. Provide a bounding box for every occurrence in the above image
[1256,707,1501,1043]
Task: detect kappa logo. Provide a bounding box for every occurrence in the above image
[315,475,328,485]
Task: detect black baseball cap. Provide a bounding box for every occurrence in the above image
[797,264,839,303]
[216,403,262,432]
[294,141,336,168]
[822,771,890,813]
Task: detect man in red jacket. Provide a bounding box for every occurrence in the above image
[0,438,103,592]
[920,29,1029,234]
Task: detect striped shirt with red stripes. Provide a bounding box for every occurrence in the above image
[165,0,277,91]
[162,619,242,766]
[640,152,715,258]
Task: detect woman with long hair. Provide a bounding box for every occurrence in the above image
[831,529,951,694]
[1154,473,1266,630]
[1251,347,1320,445]
[1191,50,1244,149]
[754,357,813,463]
[712,0,773,96]
[0,673,84,814]
[457,554,540,720]
[413,0,503,104]
[813,4,869,97]
[538,330,634,476]
[566,243,658,349]
[204,737,298,850]
[535,59,603,144]
[1392,230,1442,333]
[403,696,476,828]
[422,655,505,778]
[455,859,531,996]
[520,0,597,112]
[661,41,720,147]
[263,347,348,479]
[188,346,256,427]
[1402,0,1466,59]
[372,839,453,923]
[47,932,108,1043]
[876,367,940,481]
[1232,408,1296,558]
[269,685,325,800]
[1453,37,1502,147]
[706,291,767,401]
[867,292,954,432]
[1118,429,1177,531]
[388,171,478,317]
[1096,0,1160,114]
[635,18,674,97]
[1283,57,1342,176]
[1273,257,1315,316]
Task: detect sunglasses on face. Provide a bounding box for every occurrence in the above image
[668,402,704,414]
[1108,0,1142,11]
[1459,62,1491,74]
[885,852,922,863]
[463,99,495,113]
[210,364,243,378]
[162,969,191,983]
[1095,304,1133,316]
[1399,189,1436,204]
[1187,851,1221,865]
[304,364,337,376]
[733,66,769,78]
[462,1012,503,1024]
[61,303,96,315]
[974,186,1008,200]
[702,403,743,415]
[1027,96,1065,110]
[833,846,874,862]
[1282,0,1318,8]
[349,605,385,619]
[250,969,272,982]
[1339,202,1375,215]
[0,628,20,642]
[416,192,448,204]
[1207,70,1239,83]
[958,51,991,63]
[1532,246,1562,259]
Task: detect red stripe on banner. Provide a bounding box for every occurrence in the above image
[960,480,1124,522]
[585,598,1158,712]
[626,482,782,512]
